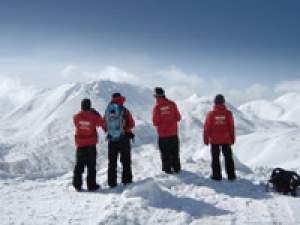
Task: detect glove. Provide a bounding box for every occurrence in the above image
[126,132,135,143]
[105,134,111,142]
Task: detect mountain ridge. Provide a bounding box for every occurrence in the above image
[0,79,299,178]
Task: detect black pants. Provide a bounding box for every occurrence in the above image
[108,138,132,187]
[211,144,236,179]
[73,145,97,189]
[158,136,181,173]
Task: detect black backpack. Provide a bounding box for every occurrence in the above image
[266,168,300,196]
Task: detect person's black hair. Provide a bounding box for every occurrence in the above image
[214,94,225,105]
[81,98,91,110]
[154,87,165,98]
[112,92,121,98]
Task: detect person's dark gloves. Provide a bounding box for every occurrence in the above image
[105,134,110,142]
[127,132,135,143]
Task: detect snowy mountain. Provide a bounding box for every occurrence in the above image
[0,80,299,178]
[239,92,300,125]
[235,93,300,168]
[0,80,156,177]
[0,79,260,177]
[1,79,300,225]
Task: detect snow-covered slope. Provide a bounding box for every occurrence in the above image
[1,80,300,225]
[0,80,156,177]
[0,80,249,177]
[274,92,300,124]
[1,160,300,225]
[0,80,299,178]
[239,92,300,125]
[236,129,300,168]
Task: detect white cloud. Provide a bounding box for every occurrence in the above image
[60,64,78,78]
[59,65,141,86]
[62,65,274,105]
[150,67,272,105]
[64,65,206,100]
[57,64,300,106]
[3,63,300,112]
[220,84,272,106]
[275,80,300,93]
[246,84,269,98]
[0,75,37,110]
[82,66,140,85]
[157,66,205,88]
[154,66,206,99]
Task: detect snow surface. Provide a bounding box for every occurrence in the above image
[0,80,300,225]
[1,161,300,225]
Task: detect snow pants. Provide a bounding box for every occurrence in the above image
[73,145,98,190]
[211,144,236,180]
[158,135,181,173]
[108,138,132,187]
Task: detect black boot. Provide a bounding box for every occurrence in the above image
[88,184,100,191]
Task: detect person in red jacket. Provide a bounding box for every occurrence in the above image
[152,87,181,174]
[203,94,236,181]
[104,93,135,188]
[73,98,105,191]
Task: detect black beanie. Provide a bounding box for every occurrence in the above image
[112,92,121,98]
[214,94,225,105]
[81,98,91,110]
[154,87,165,97]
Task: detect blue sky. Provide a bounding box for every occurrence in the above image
[0,0,299,93]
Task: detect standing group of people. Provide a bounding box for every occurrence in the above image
[72,87,236,191]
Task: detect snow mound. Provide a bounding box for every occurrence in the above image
[124,178,168,205]
[123,176,231,219]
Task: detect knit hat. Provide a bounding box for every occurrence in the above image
[154,87,165,97]
[81,98,91,110]
[112,92,121,98]
[214,94,225,105]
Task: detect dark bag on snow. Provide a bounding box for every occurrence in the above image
[266,168,300,196]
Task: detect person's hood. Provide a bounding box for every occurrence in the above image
[77,110,94,118]
[111,96,126,105]
[156,97,169,105]
[213,104,227,111]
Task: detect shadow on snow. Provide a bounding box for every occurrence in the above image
[179,170,271,200]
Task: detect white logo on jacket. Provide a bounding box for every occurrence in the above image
[160,105,171,115]
[79,120,91,130]
[215,115,226,125]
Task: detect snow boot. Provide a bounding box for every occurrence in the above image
[88,184,100,191]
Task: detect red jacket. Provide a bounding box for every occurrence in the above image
[203,104,235,145]
[152,97,181,137]
[73,110,105,147]
[105,96,135,133]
